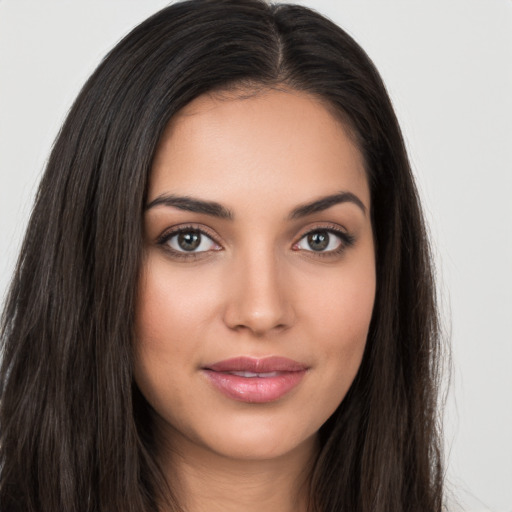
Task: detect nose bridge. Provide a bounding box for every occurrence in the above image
[223,239,293,335]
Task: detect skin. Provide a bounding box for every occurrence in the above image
[135,88,376,512]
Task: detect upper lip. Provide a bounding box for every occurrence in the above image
[204,356,308,373]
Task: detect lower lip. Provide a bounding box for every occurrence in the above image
[202,370,307,403]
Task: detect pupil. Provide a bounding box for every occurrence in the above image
[308,231,329,251]
[178,231,201,251]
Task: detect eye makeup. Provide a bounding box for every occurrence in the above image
[154,220,356,263]
[292,223,356,260]
[156,224,222,261]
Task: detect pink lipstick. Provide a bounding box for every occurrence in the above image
[202,356,308,403]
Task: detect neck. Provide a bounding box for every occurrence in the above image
[156,430,319,512]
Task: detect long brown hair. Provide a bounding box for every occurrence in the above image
[0,1,444,510]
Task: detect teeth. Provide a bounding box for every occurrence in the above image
[228,371,280,378]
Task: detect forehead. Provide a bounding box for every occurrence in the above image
[149,88,369,212]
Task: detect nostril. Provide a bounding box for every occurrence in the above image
[223,301,295,335]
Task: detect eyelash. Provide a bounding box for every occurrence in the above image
[294,225,356,258]
[157,224,221,261]
[156,223,355,261]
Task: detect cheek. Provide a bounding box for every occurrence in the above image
[301,257,375,398]
[134,256,221,354]
[133,259,209,405]
[305,253,375,340]
[137,259,206,332]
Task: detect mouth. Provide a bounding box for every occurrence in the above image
[202,356,308,403]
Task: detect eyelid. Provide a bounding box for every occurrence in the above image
[294,222,352,241]
[292,223,355,254]
[154,222,355,260]
[157,222,220,242]
[156,224,223,258]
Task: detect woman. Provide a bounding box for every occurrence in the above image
[0,1,444,511]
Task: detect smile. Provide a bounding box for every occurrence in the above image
[202,356,308,403]
[225,371,281,378]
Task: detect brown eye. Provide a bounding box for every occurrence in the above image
[177,231,201,251]
[166,229,219,253]
[293,227,356,256]
[296,229,343,252]
[307,231,329,251]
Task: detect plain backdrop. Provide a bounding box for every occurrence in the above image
[0,1,511,511]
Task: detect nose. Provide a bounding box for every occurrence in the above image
[222,246,295,336]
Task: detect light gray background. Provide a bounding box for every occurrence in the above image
[0,1,511,511]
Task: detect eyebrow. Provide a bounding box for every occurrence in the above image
[145,190,366,220]
[145,194,233,219]
[289,191,367,219]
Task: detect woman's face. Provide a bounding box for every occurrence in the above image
[135,89,376,462]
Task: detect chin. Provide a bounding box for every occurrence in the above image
[207,429,318,462]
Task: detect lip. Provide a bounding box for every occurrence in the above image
[202,356,308,403]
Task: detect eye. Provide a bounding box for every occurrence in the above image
[163,228,220,254]
[293,228,353,253]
